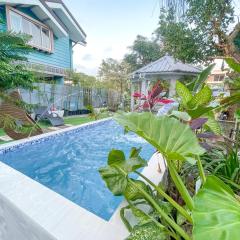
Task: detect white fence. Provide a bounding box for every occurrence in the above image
[20,83,121,113]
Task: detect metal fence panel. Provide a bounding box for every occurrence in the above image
[20,83,120,111]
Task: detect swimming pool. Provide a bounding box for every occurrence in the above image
[0,119,154,221]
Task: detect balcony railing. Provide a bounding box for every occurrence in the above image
[16,61,67,77]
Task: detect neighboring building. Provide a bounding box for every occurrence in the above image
[206,59,230,97]
[206,69,227,86]
[0,0,86,83]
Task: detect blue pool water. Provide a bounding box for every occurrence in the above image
[0,120,154,220]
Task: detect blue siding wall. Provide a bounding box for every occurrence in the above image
[28,36,72,69]
[0,6,7,32]
[0,6,72,70]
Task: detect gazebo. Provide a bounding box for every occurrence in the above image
[130,55,201,110]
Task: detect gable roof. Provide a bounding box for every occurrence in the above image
[44,0,86,44]
[45,0,86,37]
[0,0,86,44]
[132,55,201,78]
[0,0,67,37]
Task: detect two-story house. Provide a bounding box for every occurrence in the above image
[0,0,86,83]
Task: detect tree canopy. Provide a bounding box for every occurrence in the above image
[156,0,237,63]
[155,9,216,64]
[98,58,130,96]
[124,35,163,71]
[67,70,101,88]
[0,31,35,92]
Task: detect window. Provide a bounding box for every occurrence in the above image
[42,28,51,49]
[9,10,22,32]
[31,23,41,46]
[214,75,225,82]
[7,7,53,52]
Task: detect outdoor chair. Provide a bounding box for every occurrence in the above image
[0,91,43,140]
[34,106,64,127]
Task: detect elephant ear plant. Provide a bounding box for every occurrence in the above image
[99,112,240,240]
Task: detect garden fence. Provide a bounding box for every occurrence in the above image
[19,83,121,113]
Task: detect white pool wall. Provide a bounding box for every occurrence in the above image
[0,119,166,240]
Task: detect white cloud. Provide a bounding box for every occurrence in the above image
[72,38,130,76]
[103,47,113,54]
[82,54,94,61]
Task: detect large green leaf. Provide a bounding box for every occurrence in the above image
[221,92,240,108]
[188,85,212,109]
[99,148,147,195]
[226,58,240,73]
[176,81,193,107]
[125,179,149,201]
[99,165,127,195]
[234,109,240,122]
[203,111,222,135]
[187,106,213,119]
[114,112,205,163]
[193,176,240,240]
[192,64,215,92]
[170,111,191,121]
[108,149,125,165]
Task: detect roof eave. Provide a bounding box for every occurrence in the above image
[0,0,68,38]
[131,71,200,81]
[45,1,86,43]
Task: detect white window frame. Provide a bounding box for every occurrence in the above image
[6,6,54,53]
[214,74,224,82]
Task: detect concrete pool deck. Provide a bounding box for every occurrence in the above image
[0,119,166,240]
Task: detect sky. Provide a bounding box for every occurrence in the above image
[63,0,240,76]
[64,0,161,76]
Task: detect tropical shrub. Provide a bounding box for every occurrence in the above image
[182,146,240,192]
[175,77,222,135]
[133,81,174,112]
[0,30,35,94]
[99,112,240,240]
[0,28,38,134]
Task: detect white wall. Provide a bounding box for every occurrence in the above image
[0,193,56,240]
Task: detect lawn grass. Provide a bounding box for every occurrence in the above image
[0,128,5,137]
[36,116,94,128]
[38,121,52,129]
[0,129,9,145]
[64,116,93,126]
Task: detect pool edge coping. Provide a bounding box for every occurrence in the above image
[0,117,166,239]
[0,117,112,153]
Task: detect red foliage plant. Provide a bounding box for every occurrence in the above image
[133,80,174,111]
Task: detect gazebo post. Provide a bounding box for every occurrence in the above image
[130,83,134,111]
[141,78,147,96]
[169,77,178,97]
